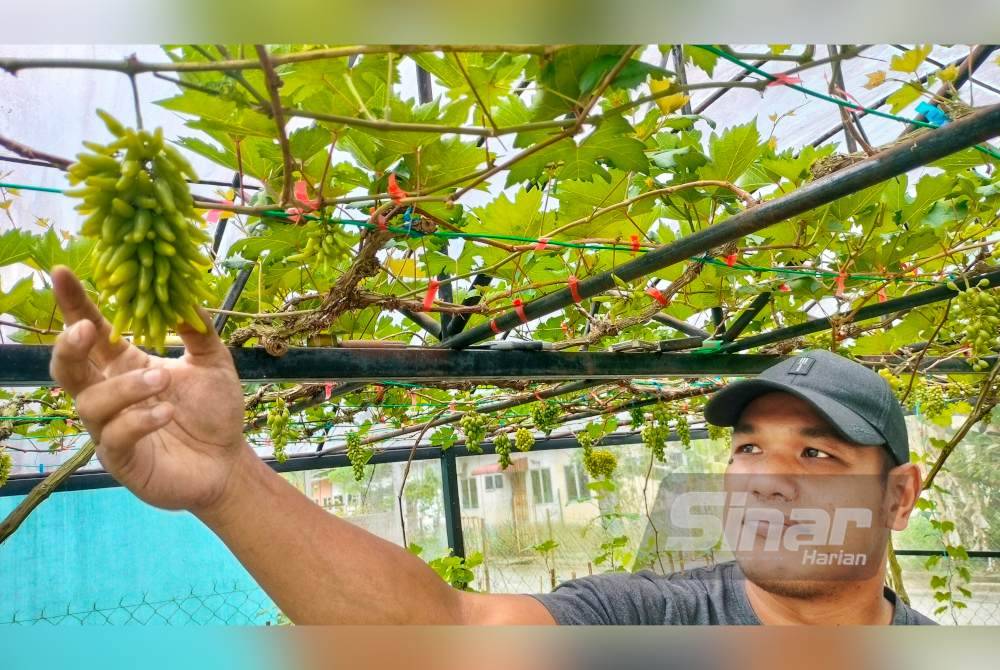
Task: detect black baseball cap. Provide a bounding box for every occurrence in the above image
[704,349,910,466]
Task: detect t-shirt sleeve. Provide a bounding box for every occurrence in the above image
[530,571,675,625]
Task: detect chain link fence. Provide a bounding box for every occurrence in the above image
[1,581,281,626]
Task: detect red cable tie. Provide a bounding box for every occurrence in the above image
[779,282,791,292]
[877,287,888,303]
[630,234,641,254]
[513,298,529,323]
[724,252,738,268]
[835,271,847,298]
[568,276,582,303]
[767,72,803,87]
[645,287,669,307]
[422,279,440,312]
[324,382,334,400]
[294,179,319,210]
[206,200,233,224]
[387,173,408,204]
[285,207,305,224]
[489,319,502,334]
[534,237,550,251]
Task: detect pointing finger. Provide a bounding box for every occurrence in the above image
[51,265,130,366]
[49,320,105,397]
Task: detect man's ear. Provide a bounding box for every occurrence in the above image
[883,463,922,531]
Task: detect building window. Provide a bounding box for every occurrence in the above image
[322,497,332,508]
[347,493,359,507]
[460,477,479,509]
[564,463,591,501]
[531,468,554,504]
[333,494,344,507]
[483,474,503,491]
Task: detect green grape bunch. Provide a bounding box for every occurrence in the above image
[66,110,213,351]
[583,448,617,479]
[493,432,513,469]
[947,278,1000,371]
[908,379,947,420]
[707,423,732,442]
[629,407,646,429]
[345,430,369,481]
[529,401,562,436]
[459,412,491,454]
[641,420,667,462]
[0,448,12,488]
[266,398,291,464]
[514,427,535,452]
[286,222,348,272]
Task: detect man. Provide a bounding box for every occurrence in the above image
[47,266,933,624]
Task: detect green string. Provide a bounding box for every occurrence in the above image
[696,45,1000,161]
[0,181,951,288]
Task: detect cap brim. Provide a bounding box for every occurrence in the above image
[703,379,885,447]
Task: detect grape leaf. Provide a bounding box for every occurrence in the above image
[698,120,762,184]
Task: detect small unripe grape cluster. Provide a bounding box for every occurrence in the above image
[0,448,11,488]
[629,407,646,429]
[947,278,999,371]
[459,412,491,454]
[286,222,347,271]
[641,420,668,463]
[578,432,617,478]
[707,423,732,442]
[584,448,618,479]
[266,398,291,464]
[909,379,947,419]
[67,110,213,351]
[530,401,562,436]
[493,432,513,469]
[346,431,369,481]
[514,427,535,452]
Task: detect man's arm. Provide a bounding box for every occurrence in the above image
[195,443,556,624]
[48,266,553,625]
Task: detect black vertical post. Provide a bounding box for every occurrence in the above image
[440,449,466,558]
[438,272,453,338]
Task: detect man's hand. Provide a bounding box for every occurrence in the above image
[48,265,249,514]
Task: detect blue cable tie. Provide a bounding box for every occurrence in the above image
[915,101,949,127]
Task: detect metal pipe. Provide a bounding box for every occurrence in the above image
[719,292,772,343]
[720,267,1000,354]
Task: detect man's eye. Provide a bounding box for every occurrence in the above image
[803,447,832,459]
[734,444,761,455]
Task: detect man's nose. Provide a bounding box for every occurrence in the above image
[745,472,799,503]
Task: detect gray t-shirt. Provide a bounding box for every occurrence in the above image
[531,561,936,625]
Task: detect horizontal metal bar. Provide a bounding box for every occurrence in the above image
[0,345,989,387]
[894,549,1000,559]
[721,267,1000,354]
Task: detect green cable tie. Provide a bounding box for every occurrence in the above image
[689,338,724,355]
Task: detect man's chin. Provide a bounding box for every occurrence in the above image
[736,562,838,599]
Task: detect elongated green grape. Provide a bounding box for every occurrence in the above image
[67,110,213,351]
